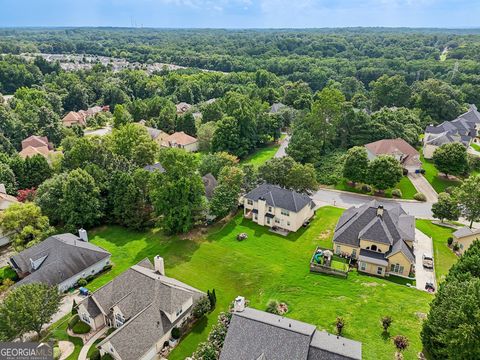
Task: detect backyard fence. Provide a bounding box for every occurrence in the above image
[309,247,349,278]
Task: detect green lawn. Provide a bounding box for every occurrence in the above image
[240,135,286,167]
[416,220,458,283]
[334,176,417,199]
[45,315,83,360]
[471,143,480,152]
[86,207,432,360]
[420,155,460,193]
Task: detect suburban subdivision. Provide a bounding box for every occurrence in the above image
[0,15,480,360]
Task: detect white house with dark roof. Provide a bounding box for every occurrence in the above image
[77,256,205,360]
[9,233,111,292]
[333,201,415,278]
[220,300,362,360]
[423,105,480,159]
[243,184,315,233]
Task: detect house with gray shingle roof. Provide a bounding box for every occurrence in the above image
[220,305,362,360]
[9,233,111,292]
[243,184,315,233]
[452,226,480,255]
[333,201,415,278]
[423,105,480,159]
[77,256,205,360]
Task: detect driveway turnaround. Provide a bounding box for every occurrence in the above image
[313,188,434,219]
[414,229,437,292]
[78,327,108,360]
[407,173,438,203]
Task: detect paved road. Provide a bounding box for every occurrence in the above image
[274,135,290,158]
[414,229,436,292]
[313,188,434,219]
[408,173,438,203]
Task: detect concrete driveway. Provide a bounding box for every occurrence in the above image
[313,188,434,219]
[274,134,290,158]
[414,229,436,292]
[407,173,438,203]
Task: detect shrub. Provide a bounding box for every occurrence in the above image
[402,168,408,176]
[392,189,402,198]
[447,237,453,246]
[266,300,280,315]
[444,186,455,195]
[420,169,426,174]
[90,349,101,360]
[86,275,95,282]
[414,193,427,201]
[171,327,181,340]
[68,314,79,329]
[77,278,87,287]
[453,242,460,251]
[0,266,18,282]
[192,342,216,360]
[53,347,61,360]
[193,296,211,318]
[393,335,409,352]
[103,264,113,271]
[72,321,91,334]
[101,354,114,360]
[335,317,345,336]
[381,316,393,332]
[361,184,372,193]
[207,289,217,309]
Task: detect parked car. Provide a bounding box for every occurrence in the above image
[422,254,434,269]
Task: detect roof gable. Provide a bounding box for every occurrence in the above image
[244,184,313,213]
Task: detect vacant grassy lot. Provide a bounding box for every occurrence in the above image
[86,207,432,360]
[240,135,286,167]
[334,176,417,199]
[416,220,458,283]
[420,155,460,193]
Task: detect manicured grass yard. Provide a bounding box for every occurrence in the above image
[334,176,417,199]
[240,134,286,167]
[46,315,83,360]
[471,143,480,152]
[416,220,458,283]
[420,155,460,193]
[87,207,432,360]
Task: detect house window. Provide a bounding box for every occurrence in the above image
[351,249,357,258]
[390,264,404,275]
[254,214,258,220]
[266,218,271,224]
[81,313,90,324]
[268,206,273,213]
[281,209,290,216]
[275,219,280,224]
[247,199,253,206]
[335,245,341,254]
[377,267,383,275]
[360,262,366,271]
[287,221,290,226]
[115,313,125,327]
[370,244,377,251]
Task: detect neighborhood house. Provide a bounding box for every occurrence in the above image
[333,201,415,278]
[176,102,192,115]
[9,232,111,292]
[364,138,422,173]
[162,131,199,152]
[0,183,19,246]
[62,105,109,127]
[243,184,315,233]
[423,104,480,159]
[19,135,56,160]
[452,227,480,255]
[77,256,205,360]
[220,297,362,360]
[140,122,170,146]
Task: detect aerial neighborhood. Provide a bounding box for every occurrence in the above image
[0,25,480,360]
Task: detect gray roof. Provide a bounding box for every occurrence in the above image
[202,173,218,200]
[143,162,165,173]
[244,184,314,213]
[424,106,480,146]
[88,258,204,360]
[309,330,362,360]
[333,201,415,264]
[453,226,480,239]
[358,249,389,267]
[10,234,111,288]
[386,239,415,264]
[220,308,361,360]
[144,126,165,140]
[269,102,286,114]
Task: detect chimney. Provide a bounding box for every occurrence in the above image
[79,228,88,242]
[0,184,6,194]
[377,205,384,218]
[154,255,165,275]
[234,296,245,312]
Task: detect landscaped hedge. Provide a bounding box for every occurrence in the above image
[68,314,79,329]
[72,321,91,334]
[0,266,18,282]
[414,193,427,201]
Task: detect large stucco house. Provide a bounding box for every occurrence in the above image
[9,232,111,292]
[333,201,415,278]
[77,256,204,360]
[243,184,315,233]
[220,297,362,360]
[423,105,480,159]
[452,227,480,255]
[364,138,421,173]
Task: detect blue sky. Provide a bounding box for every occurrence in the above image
[0,0,478,28]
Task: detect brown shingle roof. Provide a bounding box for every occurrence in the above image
[163,131,198,146]
[365,138,420,167]
[18,145,51,159]
[21,135,50,150]
[62,111,87,127]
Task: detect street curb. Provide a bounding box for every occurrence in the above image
[317,187,432,204]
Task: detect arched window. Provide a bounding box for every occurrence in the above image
[371,244,377,251]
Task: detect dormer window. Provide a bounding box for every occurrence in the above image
[247,199,253,206]
[268,206,273,213]
[176,307,182,316]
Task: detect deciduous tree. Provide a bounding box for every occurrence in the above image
[433,143,468,178]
